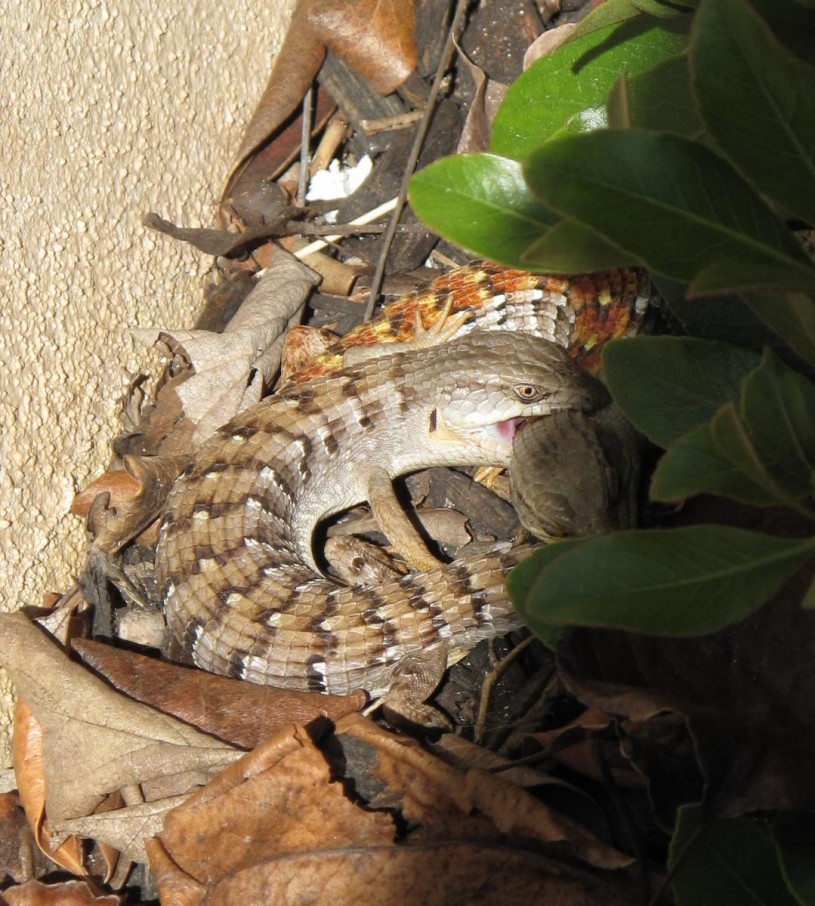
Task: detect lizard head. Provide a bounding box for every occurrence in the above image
[426,331,609,465]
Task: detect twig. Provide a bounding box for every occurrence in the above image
[297,87,313,207]
[474,635,536,744]
[294,197,398,259]
[363,0,471,320]
[362,110,425,135]
[310,114,350,175]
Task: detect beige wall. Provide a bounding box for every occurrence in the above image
[0,0,297,765]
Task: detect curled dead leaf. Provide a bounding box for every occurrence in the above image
[12,700,85,877]
[2,879,122,906]
[155,715,634,904]
[145,837,205,906]
[0,613,241,865]
[224,0,417,200]
[73,454,189,554]
[135,249,319,444]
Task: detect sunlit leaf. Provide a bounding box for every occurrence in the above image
[520,218,639,272]
[608,53,704,137]
[523,130,815,292]
[491,17,688,159]
[408,154,558,267]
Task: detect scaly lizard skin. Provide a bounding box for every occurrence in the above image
[286,262,653,382]
[155,331,607,696]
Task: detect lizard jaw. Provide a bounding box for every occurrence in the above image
[428,409,526,459]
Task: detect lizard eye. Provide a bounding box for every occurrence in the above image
[513,384,547,402]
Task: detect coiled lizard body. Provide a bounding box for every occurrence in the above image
[156,263,653,697]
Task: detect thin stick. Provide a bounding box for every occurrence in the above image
[363,0,470,320]
[293,197,398,260]
[474,635,536,744]
[296,87,313,207]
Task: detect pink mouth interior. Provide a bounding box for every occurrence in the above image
[496,417,525,442]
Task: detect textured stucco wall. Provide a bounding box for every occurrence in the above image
[0,0,297,765]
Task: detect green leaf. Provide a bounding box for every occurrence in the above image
[773,812,815,906]
[690,0,815,225]
[523,130,815,293]
[662,280,785,349]
[513,526,815,636]
[602,336,760,447]
[749,0,815,64]
[650,422,781,505]
[568,0,644,36]
[740,350,815,498]
[743,292,815,369]
[408,154,558,267]
[520,218,640,272]
[506,539,583,650]
[608,53,704,137]
[690,260,815,297]
[710,403,796,501]
[491,18,688,160]
[670,803,800,906]
[632,0,698,14]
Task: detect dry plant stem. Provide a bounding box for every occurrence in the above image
[310,113,349,175]
[474,635,536,744]
[362,110,425,135]
[364,0,471,320]
[294,197,398,259]
[297,87,313,207]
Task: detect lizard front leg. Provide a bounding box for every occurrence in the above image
[342,294,474,367]
[366,467,442,572]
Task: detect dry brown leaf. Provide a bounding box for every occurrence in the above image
[56,796,190,868]
[224,0,417,199]
[12,700,85,877]
[72,454,189,554]
[72,638,365,750]
[158,722,395,888]
[0,791,38,886]
[344,716,632,870]
[0,613,241,864]
[523,21,577,69]
[455,44,507,155]
[2,879,122,906]
[434,733,564,790]
[155,715,634,904]
[523,708,647,789]
[135,248,319,444]
[145,837,205,906]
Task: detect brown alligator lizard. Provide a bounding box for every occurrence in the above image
[155,263,654,699]
[155,330,608,697]
[284,261,653,382]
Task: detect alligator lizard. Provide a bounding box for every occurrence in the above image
[155,263,654,698]
[155,330,608,696]
[284,261,653,382]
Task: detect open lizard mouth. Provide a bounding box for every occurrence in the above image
[472,416,525,444]
[430,409,526,447]
[495,417,525,442]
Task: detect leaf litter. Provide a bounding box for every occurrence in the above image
[4,0,814,903]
